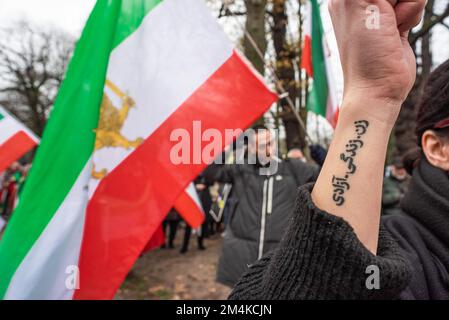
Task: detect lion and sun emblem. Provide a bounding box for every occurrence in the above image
[92,80,144,180]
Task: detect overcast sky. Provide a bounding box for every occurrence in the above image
[0,0,95,35]
[1,0,447,143]
[0,0,447,107]
[1,0,447,62]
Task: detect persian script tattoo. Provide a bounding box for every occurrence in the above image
[332,120,370,206]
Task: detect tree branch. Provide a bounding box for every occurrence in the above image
[410,3,449,45]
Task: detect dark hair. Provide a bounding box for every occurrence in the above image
[403,59,449,174]
[415,60,449,143]
[403,147,422,175]
[393,158,405,169]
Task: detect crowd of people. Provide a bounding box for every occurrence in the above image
[2,81,444,298]
[159,0,449,300]
[2,67,447,298]
[1,0,448,300]
[228,64,449,299]
[229,0,449,300]
[0,162,30,233]
[154,122,419,292]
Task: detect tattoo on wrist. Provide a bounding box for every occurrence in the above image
[332,120,370,206]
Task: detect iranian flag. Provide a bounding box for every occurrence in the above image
[0,107,39,173]
[143,182,204,253]
[301,0,339,128]
[175,183,205,225]
[0,0,276,300]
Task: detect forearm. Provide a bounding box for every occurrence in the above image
[230,184,412,300]
[311,96,398,254]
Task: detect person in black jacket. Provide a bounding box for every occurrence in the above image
[205,126,319,287]
[230,0,449,300]
[381,159,409,215]
[161,209,181,249]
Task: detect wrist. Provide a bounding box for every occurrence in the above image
[312,91,396,254]
[340,91,402,130]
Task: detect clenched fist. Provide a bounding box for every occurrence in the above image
[329,0,426,122]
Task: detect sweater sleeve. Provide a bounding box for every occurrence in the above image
[229,183,412,300]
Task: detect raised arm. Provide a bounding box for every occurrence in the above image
[229,0,426,300]
[311,0,425,254]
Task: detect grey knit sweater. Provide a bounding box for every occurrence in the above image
[229,184,412,300]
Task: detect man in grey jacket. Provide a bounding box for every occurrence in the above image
[205,126,319,287]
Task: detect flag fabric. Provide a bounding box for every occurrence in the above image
[0,0,277,300]
[174,183,205,228]
[142,183,204,254]
[0,107,39,173]
[301,0,339,128]
[0,216,5,232]
[141,224,165,253]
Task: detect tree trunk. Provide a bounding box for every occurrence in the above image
[243,0,267,75]
[272,0,305,150]
[243,0,268,127]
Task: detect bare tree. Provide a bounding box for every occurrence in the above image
[0,21,74,136]
[217,0,307,149]
[270,0,306,150]
[215,0,266,74]
[243,0,268,75]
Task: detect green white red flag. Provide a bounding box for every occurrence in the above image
[0,0,276,300]
[0,107,39,173]
[301,0,339,128]
[175,183,205,225]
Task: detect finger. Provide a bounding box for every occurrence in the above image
[395,0,426,32]
[386,0,398,6]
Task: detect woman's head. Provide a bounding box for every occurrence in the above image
[412,59,449,172]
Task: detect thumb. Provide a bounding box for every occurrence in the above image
[394,0,426,33]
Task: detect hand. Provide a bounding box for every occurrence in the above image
[329,0,425,122]
[313,1,426,254]
[196,183,206,191]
